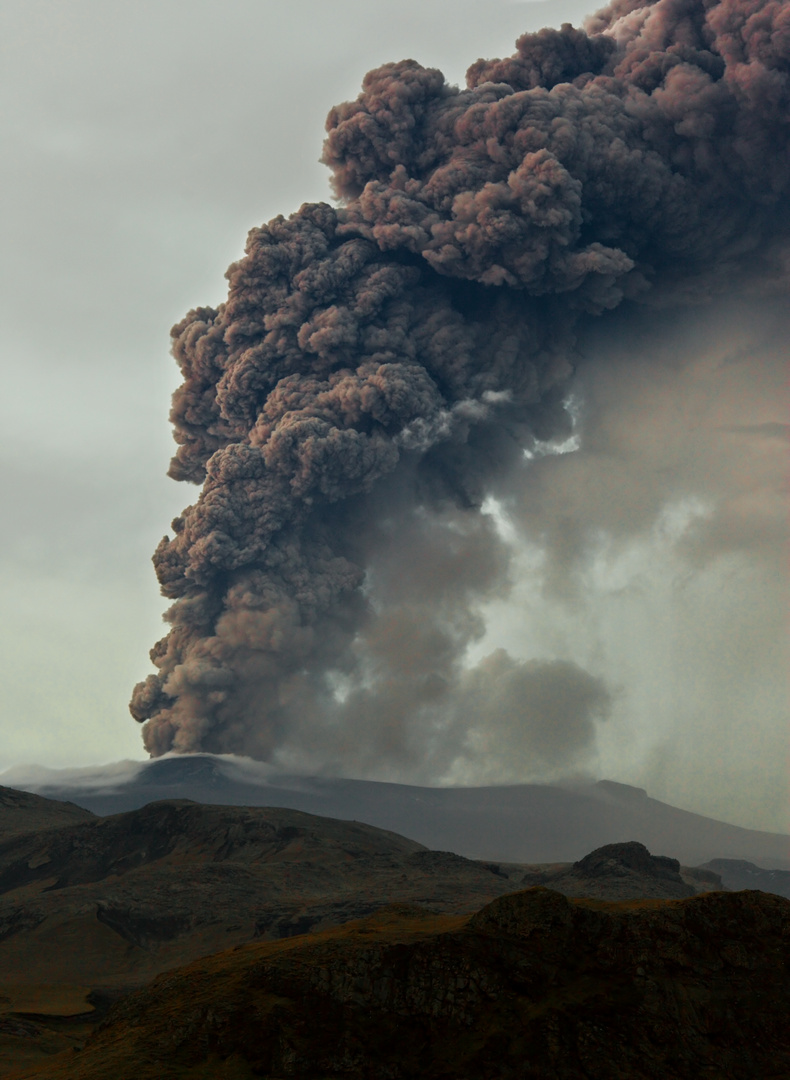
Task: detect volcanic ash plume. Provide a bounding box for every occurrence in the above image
[131,0,790,775]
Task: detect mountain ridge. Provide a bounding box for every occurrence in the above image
[5,755,787,869]
[2,785,787,1078]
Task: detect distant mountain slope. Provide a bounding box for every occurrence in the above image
[10,888,790,1080]
[0,786,94,843]
[700,858,790,899]
[8,755,788,869]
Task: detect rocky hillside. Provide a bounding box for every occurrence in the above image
[700,858,790,899]
[0,799,523,994]
[0,791,733,1077]
[0,787,94,843]
[9,886,789,1080]
[512,841,721,900]
[0,797,725,998]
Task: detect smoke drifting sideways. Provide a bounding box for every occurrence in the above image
[475,293,789,820]
[130,0,790,784]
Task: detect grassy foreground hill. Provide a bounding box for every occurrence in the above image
[7,887,790,1080]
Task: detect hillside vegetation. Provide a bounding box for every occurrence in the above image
[8,886,790,1080]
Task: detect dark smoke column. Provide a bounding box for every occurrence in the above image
[131,0,789,761]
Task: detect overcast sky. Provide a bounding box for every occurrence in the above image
[1,0,787,832]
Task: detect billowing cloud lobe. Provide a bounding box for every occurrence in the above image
[130,0,789,780]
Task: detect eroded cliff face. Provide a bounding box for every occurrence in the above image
[15,887,789,1080]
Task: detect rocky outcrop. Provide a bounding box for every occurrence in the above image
[542,840,696,899]
[10,886,789,1080]
[503,841,722,900]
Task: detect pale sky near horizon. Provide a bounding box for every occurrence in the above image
[1,0,787,832]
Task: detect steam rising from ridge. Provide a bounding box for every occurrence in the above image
[131,0,789,780]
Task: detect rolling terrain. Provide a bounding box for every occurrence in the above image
[8,887,790,1080]
[0,795,519,994]
[10,755,788,870]
[1,784,787,1077]
[0,792,714,997]
[0,789,94,843]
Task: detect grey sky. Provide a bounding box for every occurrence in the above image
[0,0,787,831]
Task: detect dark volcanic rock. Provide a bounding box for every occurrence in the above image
[679,865,725,892]
[573,840,681,878]
[700,858,790,899]
[0,799,521,992]
[0,791,730,1004]
[19,888,790,1080]
[511,841,699,900]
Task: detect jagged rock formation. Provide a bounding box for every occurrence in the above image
[514,841,707,900]
[10,887,790,1080]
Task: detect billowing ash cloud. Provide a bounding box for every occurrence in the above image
[131,0,789,779]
